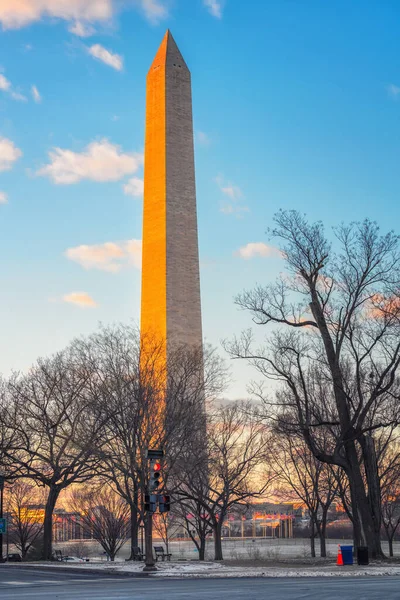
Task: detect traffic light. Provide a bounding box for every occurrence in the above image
[150,461,162,491]
[159,495,171,513]
[144,494,156,513]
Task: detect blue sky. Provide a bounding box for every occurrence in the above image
[1,0,400,398]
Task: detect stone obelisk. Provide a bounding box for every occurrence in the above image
[141,31,203,356]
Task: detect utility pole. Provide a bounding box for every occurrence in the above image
[143,449,164,573]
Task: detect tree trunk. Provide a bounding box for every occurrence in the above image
[389,536,394,558]
[362,436,382,545]
[345,439,384,559]
[128,502,139,560]
[319,511,327,558]
[310,520,316,558]
[199,536,206,561]
[319,530,326,558]
[42,486,60,560]
[213,523,223,561]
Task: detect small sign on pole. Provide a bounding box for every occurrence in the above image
[0,519,7,534]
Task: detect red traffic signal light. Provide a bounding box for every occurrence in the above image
[159,494,171,513]
[150,460,162,491]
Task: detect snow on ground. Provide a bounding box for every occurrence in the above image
[55,537,400,562]
[22,560,400,579]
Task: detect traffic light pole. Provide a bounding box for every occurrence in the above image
[143,511,156,572]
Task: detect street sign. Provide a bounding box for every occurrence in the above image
[0,518,7,534]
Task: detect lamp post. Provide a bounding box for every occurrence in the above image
[0,474,4,562]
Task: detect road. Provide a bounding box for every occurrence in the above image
[0,568,399,599]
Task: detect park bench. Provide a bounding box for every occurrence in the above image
[154,546,172,562]
[132,546,143,561]
[52,550,64,562]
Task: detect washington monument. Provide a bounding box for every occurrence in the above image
[141,31,203,355]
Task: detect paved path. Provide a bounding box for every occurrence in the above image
[0,568,400,599]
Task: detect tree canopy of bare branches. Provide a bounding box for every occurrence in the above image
[5,481,44,560]
[0,350,107,559]
[70,487,130,561]
[175,401,271,560]
[226,210,400,557]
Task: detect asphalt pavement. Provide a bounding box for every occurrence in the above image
[0,568,400,599]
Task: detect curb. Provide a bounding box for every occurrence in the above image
[0,563,150,578]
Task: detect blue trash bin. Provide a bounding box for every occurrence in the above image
[340,545,353,565]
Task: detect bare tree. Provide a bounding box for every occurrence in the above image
[226,211,400,558]
[70,487,130,561]
[70,324,226,560]
[270,433,338,557]
[175,401,271,561]
[152,513,180,555]
[5,480,44,560]
[2,350,105,560]
[173,497,212,561]
[377,433,400,557]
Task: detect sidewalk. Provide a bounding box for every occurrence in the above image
[5,560,400,579]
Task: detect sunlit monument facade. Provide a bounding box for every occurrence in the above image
[141,31,203,359]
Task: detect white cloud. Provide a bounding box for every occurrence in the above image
[10,90,28,102]
[0,0,169,31]
[37,139,143,184]
[220,203,249,216]
[216,174,248,217]
[68,21,95,37]
[63,292,97,308]
[65,240,142,272]
[0,74,11,91]
[0,73,27,101]
[0,0,113,30]
[235,242,282,260]
[221,185,242,199]
[387,84,400,99]
[139,0,169,23]
[0,191,8,204]
[124,240,142,269]
[215,175,242,200]
[203,0,223,19]
[196,131,211,146]
[88,44,123,71]
[0,136,22,172]
[31,84,41,103]
[123,177,144,198]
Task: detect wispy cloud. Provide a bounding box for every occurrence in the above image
[138,0,169,24]
[0,136,22,172]
[387,83,400,100]
[68,21,95,37]
[31,84,41,103]
[216,174,249,217]
[0,72,27,102]
[123,177,144,198]
[88,44,123,71]
[215,175,242,200]
[235,242,282,259]
[65,240,142,272]
[63,292,97,308]
[0,74,11,92]
[0,191,8,204]
[37,139,143,184]
[196,131,211,146]
[203,0,223,19]
[0,0,113,30]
